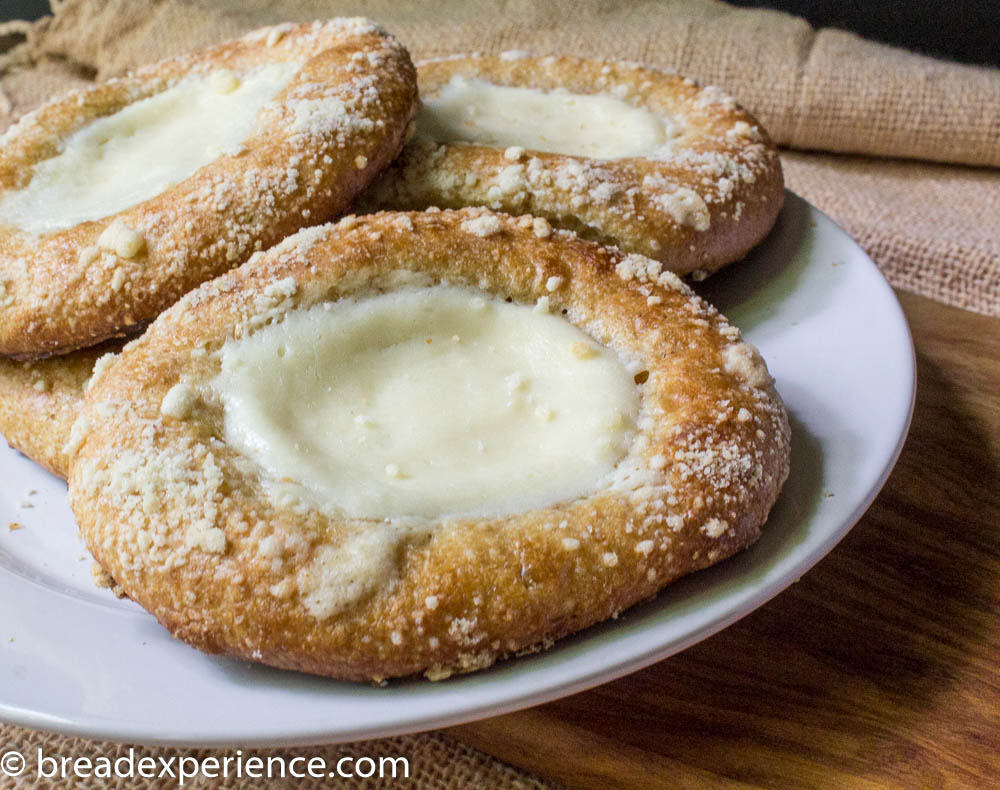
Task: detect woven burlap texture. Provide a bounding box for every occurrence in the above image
[0,725,556,789]
[8,0,1000,168]
[2,0,997,315]
[0,2,997,788]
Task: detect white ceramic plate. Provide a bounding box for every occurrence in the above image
[0,193,914,747]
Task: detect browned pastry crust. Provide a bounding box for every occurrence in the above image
[364,54,783,279]
[0,19,418,358]
[68,208,790,682]
[0,340,121,477]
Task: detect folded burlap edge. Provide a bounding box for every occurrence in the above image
[3,0,999,168]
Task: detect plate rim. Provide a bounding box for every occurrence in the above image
[0,191,917,747]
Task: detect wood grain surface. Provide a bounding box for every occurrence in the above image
[447,290,1000,789]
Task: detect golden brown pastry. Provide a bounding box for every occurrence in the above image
[0,341,121,477]
[364,54,784,279]
[68,208,790,682]
[0,19,417,358]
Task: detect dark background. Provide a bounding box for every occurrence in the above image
[728,0,998,66]
[3,0,999,66]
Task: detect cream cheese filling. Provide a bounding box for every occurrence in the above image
[0,62,298,234]
[415,75,676,159]
[211,285,639,520]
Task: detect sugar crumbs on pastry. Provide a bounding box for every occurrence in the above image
[460,214,503,237]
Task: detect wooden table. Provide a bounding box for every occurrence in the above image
[448,291,1000,789]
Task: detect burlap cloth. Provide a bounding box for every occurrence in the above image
[1,1,998,787]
